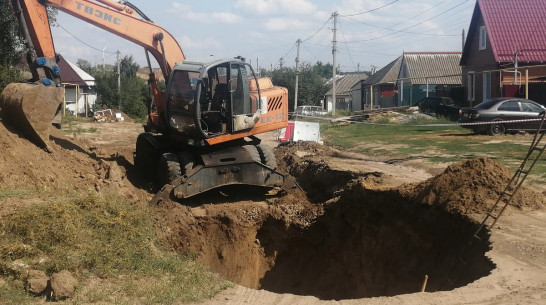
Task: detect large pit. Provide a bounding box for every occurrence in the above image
[151,143,535,300]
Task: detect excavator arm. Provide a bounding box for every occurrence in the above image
[1,0,185,150]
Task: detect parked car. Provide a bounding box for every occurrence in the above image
[292,105,327,118]
[417,97,460,120]
[459,98,546,135]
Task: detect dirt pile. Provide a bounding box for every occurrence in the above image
[0,118,146,202]
[274,141,384,201]
[401,157,544,215]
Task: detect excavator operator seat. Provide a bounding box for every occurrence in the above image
[212,83,228,111]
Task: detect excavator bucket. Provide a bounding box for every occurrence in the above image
[0,83,64,151]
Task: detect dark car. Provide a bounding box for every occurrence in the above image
[459,98,546,135]
[417,97,460,120]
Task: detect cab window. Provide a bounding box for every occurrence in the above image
[167,70,198,115]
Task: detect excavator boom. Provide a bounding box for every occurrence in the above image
[2,0,289,198]
[1,0,185,149]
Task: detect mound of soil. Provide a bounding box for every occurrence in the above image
[0,118,145,203]
[400,157,544,215]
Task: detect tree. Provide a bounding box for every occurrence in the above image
[76,58,94,74]
[94,60,148,119]
[120,55,139,78]
[264,62,329,112]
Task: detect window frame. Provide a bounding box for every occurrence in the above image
[479,26,487,50]
[467,72,475,102]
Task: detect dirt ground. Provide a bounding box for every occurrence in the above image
[1,118,545,304]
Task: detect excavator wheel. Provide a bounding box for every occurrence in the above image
[0,83,64,151]
[257,144,277,169]
[177,151,196,175]
[135,132,161,181]
[158,152,181,186]
[242,144,261,163]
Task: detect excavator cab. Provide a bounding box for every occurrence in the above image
[165,57,262,141]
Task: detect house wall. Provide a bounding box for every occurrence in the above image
[462,14,502,106]
[65,86,97,115]
[351,83,363,111]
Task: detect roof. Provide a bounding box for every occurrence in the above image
[463,0,546,64]
[57,54,95,87]
[326,74,368,96]
[362,56,402,86]
[400,52,462,85]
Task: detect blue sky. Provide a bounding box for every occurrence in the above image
[50,0,475,73]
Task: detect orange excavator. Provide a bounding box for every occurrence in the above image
[1,0,289,199]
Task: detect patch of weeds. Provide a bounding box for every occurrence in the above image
[0,189,37,200]
[0,193,230,304]
[0,278,34,305]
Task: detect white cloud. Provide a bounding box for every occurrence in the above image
[235,0,317,15]
[264,17,309,31]
[178,35,222,51]
[169,3,241,24]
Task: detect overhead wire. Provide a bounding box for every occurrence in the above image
[56,22,117,54]
[344,0,471,44]
[274,41,297,68]
[339,0,400,17]
[337,19,357,71]
[301,16,333,43]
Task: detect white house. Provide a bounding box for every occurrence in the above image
[58,54,97,116]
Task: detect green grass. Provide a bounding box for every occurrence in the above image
[0,189,37,200]
[0,192,231,304]
[321,118,546,183]
[61,115,98,134]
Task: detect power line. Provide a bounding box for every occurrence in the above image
[302,16,332,42]
[57,22,117,54]
[343,0,471,44]
[338,19,357,71]
[274,41,297,68]
[340,0,400,17]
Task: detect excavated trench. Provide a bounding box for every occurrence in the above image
[157,156,495,300]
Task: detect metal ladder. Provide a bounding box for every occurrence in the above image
[445,111,546,287]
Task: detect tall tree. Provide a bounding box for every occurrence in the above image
[120,55,139,78]
[265,62,329,112]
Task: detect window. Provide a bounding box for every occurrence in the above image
[498,101,520,112]
[483,72,491,100]
[521,102,543,112]
[467,72,475,102]
[479,26,487,50]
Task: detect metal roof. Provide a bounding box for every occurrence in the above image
[325,74,368,96]
[475,0,546,63]
[362,56,402,86]
[400,52,462,85]
[58,54,95,87]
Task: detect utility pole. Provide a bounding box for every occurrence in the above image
[462,29,465,51]
[331,11,338,116]
[514,51,518,85]
[116,50,121,93]
[102,46,107,73]
[294,38,301,112]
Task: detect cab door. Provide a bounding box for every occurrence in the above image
[230,63,260,132]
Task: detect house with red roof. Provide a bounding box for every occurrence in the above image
[57,54,97,116]
[461,0,546,106]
